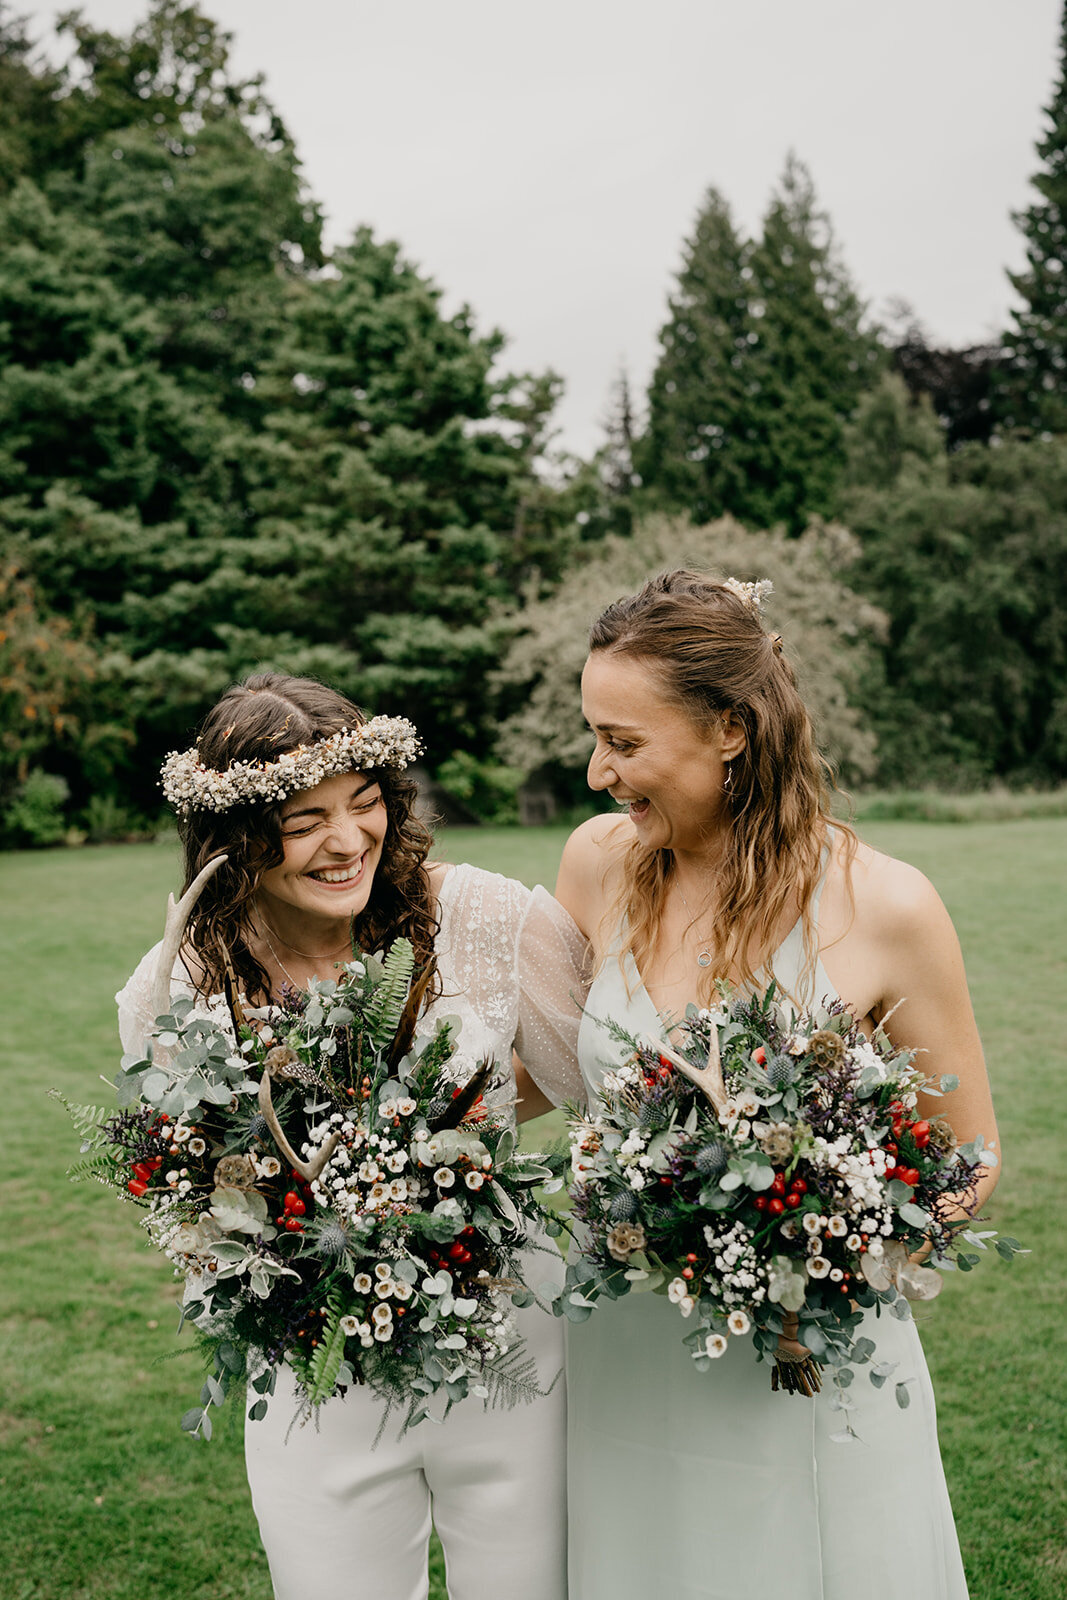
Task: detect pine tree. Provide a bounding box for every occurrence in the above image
[638,163,879,534]
[744,154,881,530]
[574,366,639,540]
[637,187,757,524]
[999,2,1067,433]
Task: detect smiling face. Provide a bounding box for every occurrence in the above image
[254,769,389,937]
[581,651,746,857]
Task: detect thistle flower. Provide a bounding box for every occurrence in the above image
[765,1053,797,1089]
[316,1220,353,1259]
[694,1141,728,1178]
[608,1189,639,1224]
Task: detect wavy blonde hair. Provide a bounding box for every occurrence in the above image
[588,570,854,1002]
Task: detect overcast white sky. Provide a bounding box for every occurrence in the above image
[22,0,1064,455]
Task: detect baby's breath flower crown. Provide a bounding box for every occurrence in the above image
[721,576,773,615]
[160,716,422,815]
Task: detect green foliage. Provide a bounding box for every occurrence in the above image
[998,4,1067,433]
[638,158,881,534]
[5,767,69,845]
[638,188,758,525]
[0,3,567,818]
[841,384,1067,784]
[364,937,416,1047]
[495,513,886,786]
[434,749,522,826]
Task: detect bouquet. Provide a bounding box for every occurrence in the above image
[557,987,1023,1414]
[62,937,565,1439]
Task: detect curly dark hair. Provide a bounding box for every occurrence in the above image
[175,673,439,1006]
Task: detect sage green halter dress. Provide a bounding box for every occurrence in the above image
[567,892,969,1600]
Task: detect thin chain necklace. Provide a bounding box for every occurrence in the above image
[258,918,352,990]
[675,881,714,969]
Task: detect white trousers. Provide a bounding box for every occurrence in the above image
[245,1295,567,1600]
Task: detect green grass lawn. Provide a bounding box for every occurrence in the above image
[2,819,1063,1598]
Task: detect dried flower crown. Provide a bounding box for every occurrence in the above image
[721,576,773,615]
[160,716,422,815]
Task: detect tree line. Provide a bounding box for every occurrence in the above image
[2,0,1066,842]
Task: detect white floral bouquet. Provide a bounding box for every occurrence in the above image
[61,939,565,1438]
[557,988,1024,1408]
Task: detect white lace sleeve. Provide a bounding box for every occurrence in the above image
[514,887,589,1108]
[115,941,197,1059]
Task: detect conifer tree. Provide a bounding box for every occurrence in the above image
[999,2,1067,433]
[744,154,880,530]
[637,187,757,524]
[638,162,878,533]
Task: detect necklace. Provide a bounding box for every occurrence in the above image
[675,882,714,969]
[258,919,352,992]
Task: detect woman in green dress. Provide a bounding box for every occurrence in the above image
[555,571,999,1600]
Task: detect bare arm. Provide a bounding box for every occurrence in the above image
[512,1054,557,1123]
[869,860,1001,1212]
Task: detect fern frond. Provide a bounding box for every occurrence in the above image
[364,937,415,1048]
[67,1153,121,1184]
[482,1342,551,1412]
[305,1286,348,1406]
[50,1090,111,1143]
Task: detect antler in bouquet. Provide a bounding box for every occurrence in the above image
[150,854,229,1021]
[651,1020,731,1120]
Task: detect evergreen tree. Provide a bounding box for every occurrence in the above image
[841,381,1067,784]
[999,2,1067,433]
[744,154,881,530]
[637,187,757,524]
[572,366,639,541]
[638,161,879,534]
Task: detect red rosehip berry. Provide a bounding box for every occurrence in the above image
[770,1172,786,1196]
[132,1162,152,1183]
[752,1047,767,1066]
[686,1253,698,1263]
[127,1178,149,1197]
[767,1198,785,1217]
[284,1217,303,1233]
[784,1193,802,1209]
[912,1121,931,1148]
[682,1267,694,1280]
[753,1195,768,1212]
[658,1175,674,1187]
[283,1192,306,1215]
[448,1241,466,1259]
[789,1177,807,1195]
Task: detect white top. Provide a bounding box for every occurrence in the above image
[116,862,588,1111]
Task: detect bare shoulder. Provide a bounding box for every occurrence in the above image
[837,833,952,944]
[426,859,452,895]
[555,813,632,935]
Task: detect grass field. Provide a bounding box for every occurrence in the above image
[2,819,1064,1598]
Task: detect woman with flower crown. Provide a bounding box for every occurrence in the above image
[554,571,999,1600]
[116,671,586,1600]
